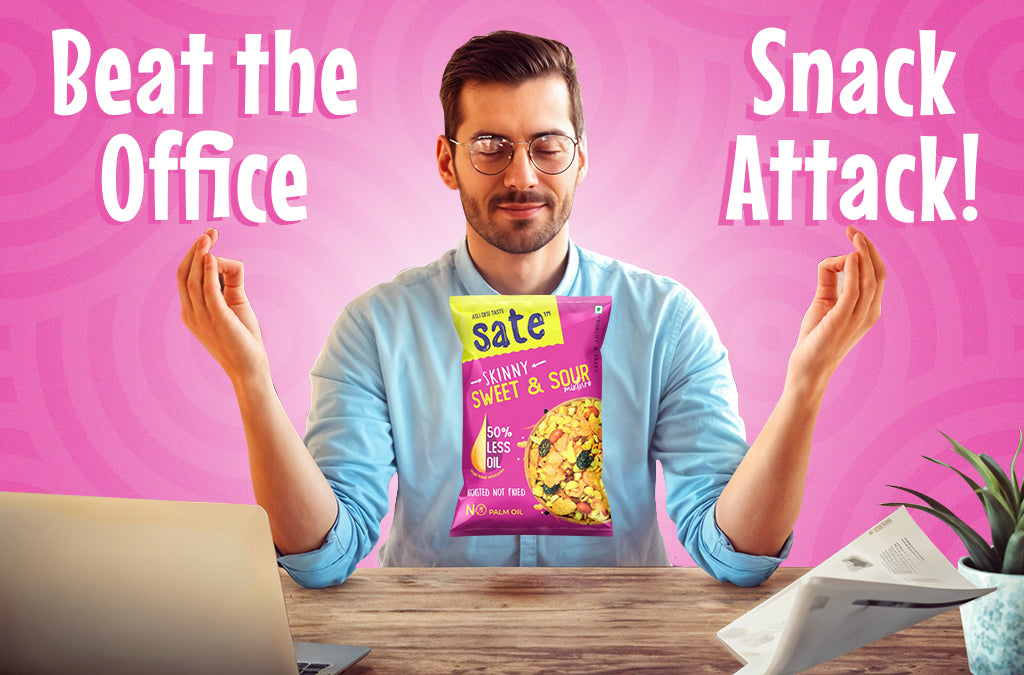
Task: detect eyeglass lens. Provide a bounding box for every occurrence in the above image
[468,135,576,175]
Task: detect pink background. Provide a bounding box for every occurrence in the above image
[2,0,1022,569]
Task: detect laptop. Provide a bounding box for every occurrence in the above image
[0,491,370,675]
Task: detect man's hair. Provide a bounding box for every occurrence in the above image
[440,30,584,140]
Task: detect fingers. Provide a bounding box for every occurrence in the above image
[828,227,883,337]
[850,227,884,325]
[178,228,223,325]
[832,248,860,318]
[815,228,884,327]
[851,227,886,291]
[177,234,200,309]
[188,230,215,318]
[846,226,885,281]
[212,256,247,309]
[202,248,222,309]
[792,228,886,383]
[816,253,847,304]
[216,256,244,290]
[178,229,212,317]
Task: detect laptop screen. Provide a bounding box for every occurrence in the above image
[0,491,367,675]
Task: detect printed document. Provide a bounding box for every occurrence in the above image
[717,507,995,675]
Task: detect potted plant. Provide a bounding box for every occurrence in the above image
[884,430,1024,675]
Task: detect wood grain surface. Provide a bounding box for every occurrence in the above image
[281,566,970,674]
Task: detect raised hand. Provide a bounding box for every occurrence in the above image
[177,230,337,554]
[177,228,268,386]
[716,226,886,556]
[787,225,885,393]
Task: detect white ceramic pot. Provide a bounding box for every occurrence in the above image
[957,557,1024,675]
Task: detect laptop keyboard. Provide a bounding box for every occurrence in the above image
[297,662,332,674]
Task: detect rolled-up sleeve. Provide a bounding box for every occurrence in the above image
[277,510,356,588]
[277,303,397,588]
[698,507,791,586]
[653,291,791,586]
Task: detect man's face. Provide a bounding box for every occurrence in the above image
[440,75,587,255]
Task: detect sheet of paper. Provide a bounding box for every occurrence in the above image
[716,507,995,675]
[810,507,979,587]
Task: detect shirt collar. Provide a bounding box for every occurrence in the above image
[454,236,580,296]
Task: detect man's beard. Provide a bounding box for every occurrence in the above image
[460,188,574,255]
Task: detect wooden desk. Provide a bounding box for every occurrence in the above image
[281,567,969,674]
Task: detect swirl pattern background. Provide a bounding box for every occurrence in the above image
[1,0,1022,568]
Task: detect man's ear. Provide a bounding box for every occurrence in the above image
[437,135,460,190]
[574,133,588,186]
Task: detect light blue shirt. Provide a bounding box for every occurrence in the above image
[278,239,790,587]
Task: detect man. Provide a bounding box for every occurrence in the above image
[178,31,884,588]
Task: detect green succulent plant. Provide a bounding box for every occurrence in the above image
[883,430,1024,575]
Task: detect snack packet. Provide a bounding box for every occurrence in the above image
[449,295,612,537]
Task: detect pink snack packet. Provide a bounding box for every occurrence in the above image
[449,295,612,537]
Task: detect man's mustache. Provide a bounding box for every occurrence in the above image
[487,191,554,210]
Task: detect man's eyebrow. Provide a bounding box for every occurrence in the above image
[468,129,573,141]
[532,129,573,139]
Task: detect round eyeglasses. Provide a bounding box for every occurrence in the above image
[448,134,579,175]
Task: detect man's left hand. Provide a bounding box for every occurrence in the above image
[788,225,886,394]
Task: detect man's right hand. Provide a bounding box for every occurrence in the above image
[176,228,339,556]
[177,228,268,387]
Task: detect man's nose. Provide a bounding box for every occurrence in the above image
[504,144,539,190]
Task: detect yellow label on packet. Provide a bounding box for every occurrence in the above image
[450,295,564,362]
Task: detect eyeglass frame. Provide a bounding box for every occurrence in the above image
[446,133,581,176]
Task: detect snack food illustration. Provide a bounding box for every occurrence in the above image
[524,397,610,525]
